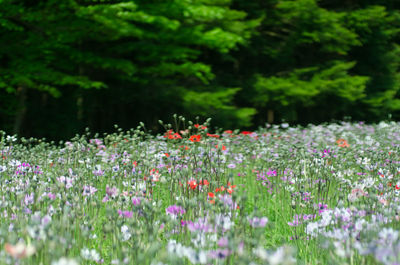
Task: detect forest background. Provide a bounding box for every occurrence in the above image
[0,0,399,140]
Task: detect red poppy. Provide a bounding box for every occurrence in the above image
[188,180,198,190]
[224,130,233,134]
[208,192,215,198]
[189,135,201,142]
[170,133,182,140]
[207,133,220,138]
[241,131,253,135]
[164,153,170,158]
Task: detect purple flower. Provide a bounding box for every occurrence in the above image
[218,237,229,247]
[83,185,97,196]
[227,163,236,169]
[41,215,51,226]
[24,193,34,205]
[132,197,141,206]
[208,248,231,259]
[106,186,118,197]
[248,217,268,228]
[93,169,104,176]
[57,176,74,189]
[219,194,238,210]
[317,203,328,214]
[166,205,185,215]
[47,193,56,200]
[187,218,212,233]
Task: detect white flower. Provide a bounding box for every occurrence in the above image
[306,222,319,237]
[253,247,268,260]
[267,246,296,265]
[81,248,100,262]
[121,225,131,241]
[281,123,289,128]
[6,135,17,142]
[0,165,7,172]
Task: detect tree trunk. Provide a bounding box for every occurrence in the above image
[13,86,27,136]
[267,109,274,124]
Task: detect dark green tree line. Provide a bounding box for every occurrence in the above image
[0,0,399,139]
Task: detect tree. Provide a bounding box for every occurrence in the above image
[0,0,258,138]
[228,0,400,124]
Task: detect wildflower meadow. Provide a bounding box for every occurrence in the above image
[0,117,400,265]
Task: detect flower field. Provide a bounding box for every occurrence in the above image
[0,118,400,265]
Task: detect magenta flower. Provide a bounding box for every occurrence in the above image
[47,193,56,200]
[132,197,141,206]
[118,210,133,218]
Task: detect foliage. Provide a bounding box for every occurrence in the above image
[0,0,399,139]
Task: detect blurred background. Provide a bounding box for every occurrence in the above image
[0,0,399,140]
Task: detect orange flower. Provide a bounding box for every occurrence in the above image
[189,135,201,142]
[336,138,349,148]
